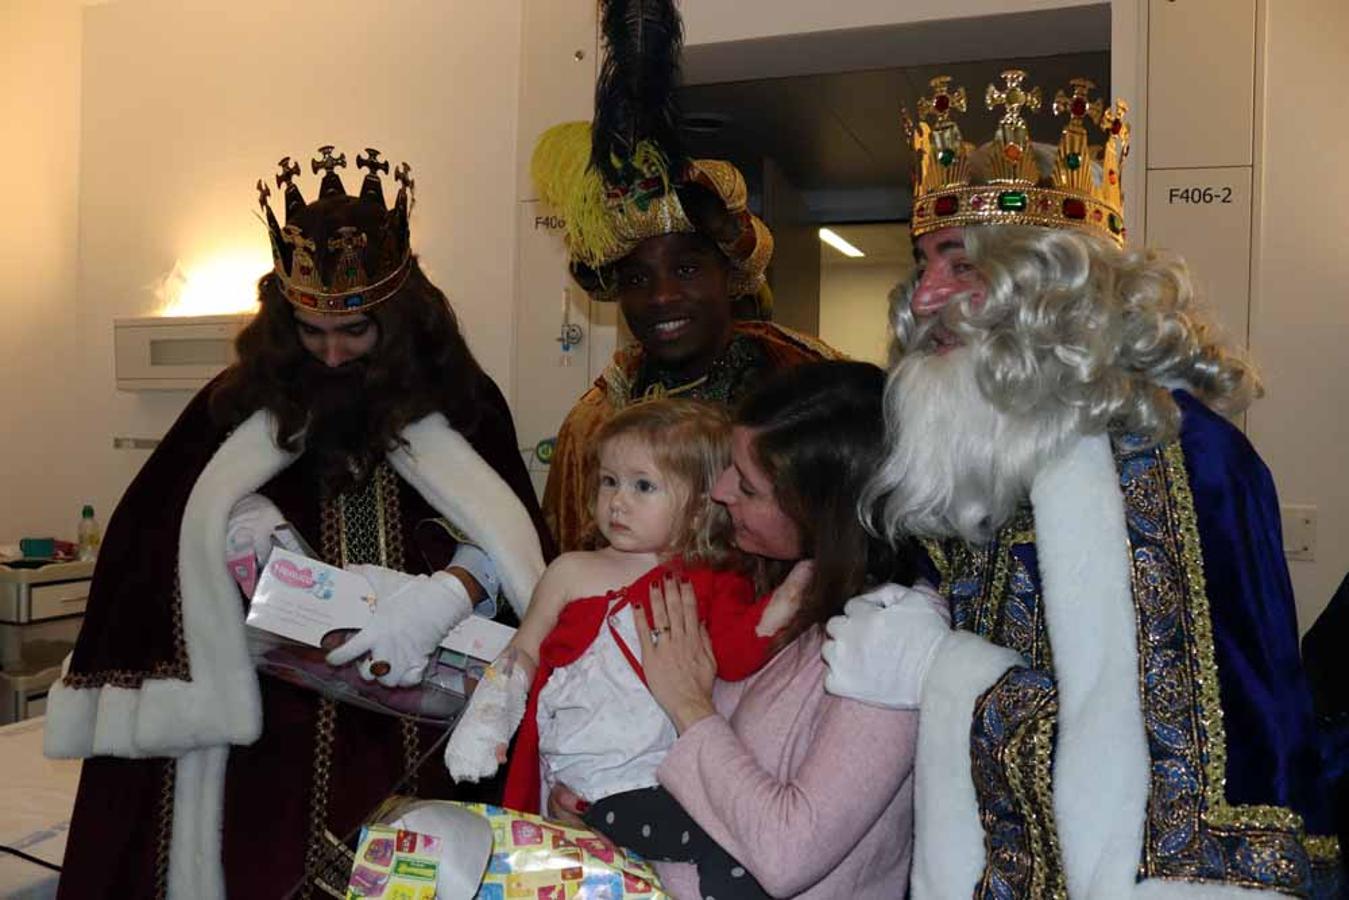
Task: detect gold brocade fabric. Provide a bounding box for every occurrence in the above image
[926,436,1341,896]
[969,667,1067,898]
[302,462,410,900]
[541,321,840,552]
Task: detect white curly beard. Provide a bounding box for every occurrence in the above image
[867,344,1080,544]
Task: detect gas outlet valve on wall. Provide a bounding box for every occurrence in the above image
[1281,505,1317,562]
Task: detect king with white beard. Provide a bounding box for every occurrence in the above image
[821,71,1342,898]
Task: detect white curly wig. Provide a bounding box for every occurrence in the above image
[864,223,1261,543]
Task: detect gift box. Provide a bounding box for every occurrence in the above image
[347,825,443,899]
[245,548,516,661]
[242,549,515,723]
[462,803,667,900]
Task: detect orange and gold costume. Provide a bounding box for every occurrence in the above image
[543,321,838,552]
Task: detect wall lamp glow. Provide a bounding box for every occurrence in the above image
[818,227,865,258]
[155,248,270,317]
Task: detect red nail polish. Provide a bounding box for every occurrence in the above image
[576,799,591,813]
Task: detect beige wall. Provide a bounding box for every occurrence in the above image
[1246,0,1349,629]
[819,264,909,367]
[61,0,525,527]
[0,0,83,542]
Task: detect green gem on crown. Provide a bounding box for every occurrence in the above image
[997,191,1028,212]
[1066,152,1082,170]
[937,148,956,166]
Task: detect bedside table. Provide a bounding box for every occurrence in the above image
[0,560,94,722]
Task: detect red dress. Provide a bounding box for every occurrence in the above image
[502,560,775,812]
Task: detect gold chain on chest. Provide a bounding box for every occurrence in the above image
[302,462,411,896]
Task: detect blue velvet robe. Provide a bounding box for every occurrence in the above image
[924,393,1342,897]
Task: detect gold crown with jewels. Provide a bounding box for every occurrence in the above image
[905,69,1130,245]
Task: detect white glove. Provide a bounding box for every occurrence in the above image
[444,654,532,783]
[344,563,417,602]
[822,582,951,709]
[226,493,285,564]
[326,569,472,688]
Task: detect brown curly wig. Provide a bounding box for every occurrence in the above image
[209,257,487,491]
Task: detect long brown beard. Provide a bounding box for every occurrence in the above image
[297,360,382,494]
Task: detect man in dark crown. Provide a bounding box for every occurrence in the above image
[46,147,552,899]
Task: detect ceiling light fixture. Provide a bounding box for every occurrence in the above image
[818,227,865,258]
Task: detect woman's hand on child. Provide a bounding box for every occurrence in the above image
[635,577,717,734]
[757,559,813,636]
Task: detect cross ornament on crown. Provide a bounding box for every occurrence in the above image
[257,144,416,314]
[312,145,347,175]
[903,69,1131,245]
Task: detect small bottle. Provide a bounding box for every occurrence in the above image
[77,505,101,561]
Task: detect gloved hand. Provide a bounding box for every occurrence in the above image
[326,569,472,688]
[822,582,951,709]
[444,651,532,783]
[225,493,285,564]
[345,563,417,602]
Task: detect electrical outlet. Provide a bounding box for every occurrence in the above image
[1281,505,1316,562]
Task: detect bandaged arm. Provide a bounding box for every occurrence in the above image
[444,553,577,782]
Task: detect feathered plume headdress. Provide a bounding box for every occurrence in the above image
[532,0,772,299]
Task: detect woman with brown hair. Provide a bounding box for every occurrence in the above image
[549,361,940,899]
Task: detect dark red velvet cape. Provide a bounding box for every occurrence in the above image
[57,371,552,899]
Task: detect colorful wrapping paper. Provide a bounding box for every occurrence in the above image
[464,803,667,900]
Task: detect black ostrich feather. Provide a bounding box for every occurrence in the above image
[591,0,686,184]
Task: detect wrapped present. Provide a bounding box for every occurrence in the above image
[347,825,443,899]
[463,803,667,900]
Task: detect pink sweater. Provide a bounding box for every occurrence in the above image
[654,627,917,899]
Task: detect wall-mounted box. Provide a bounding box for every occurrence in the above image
[113,313,251,391]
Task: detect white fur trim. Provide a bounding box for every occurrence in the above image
[46,411,289,761]
[167,747,229,900]
[45,409,546,900]
[388,413,546,619]
[1031,433,1150,897]
[912,630,1023,898]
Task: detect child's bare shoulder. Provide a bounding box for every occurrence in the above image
[543,548,658,599]
[539,550,604,596]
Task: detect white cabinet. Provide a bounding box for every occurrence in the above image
[114,314,250,391]
[1147,0,1257,169]
[0,560,93,724]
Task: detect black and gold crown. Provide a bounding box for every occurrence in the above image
[905,70,1130,245]
[257,145,414,314]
